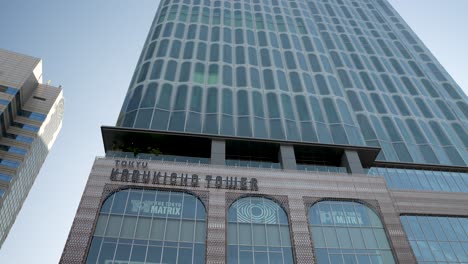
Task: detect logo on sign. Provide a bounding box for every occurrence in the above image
[131,200,182,216]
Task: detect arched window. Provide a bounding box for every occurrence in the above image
[227,197,294,264]
[309,201,395,264]
[86,189,206,264]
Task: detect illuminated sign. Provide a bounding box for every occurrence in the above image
[109,159,259,191]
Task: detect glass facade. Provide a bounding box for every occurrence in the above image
[368,168,468,193]
[86,189,206,264]
[91,0,468,262]
[401,215,468,263]
[117,0,467,167]
[227,197,294,264]
[309,201,395,263]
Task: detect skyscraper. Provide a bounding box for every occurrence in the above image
[62,0,467,263]
[0,48,64,247]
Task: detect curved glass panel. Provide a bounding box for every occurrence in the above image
[86,189,206,264]
[116,0,468,167]
[309,201,395,264]
[227,197,294,264]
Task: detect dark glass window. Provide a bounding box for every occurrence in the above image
[236,67,247,87]
[150,60,164,80]
[236,90,252,137]
[330,51,343,68]
[290,72,303,92]
[144,42,156,60]
[126,86,143,112]
[164,60,177,81]
[275,71,288,92]
[235,29,244,44]
[174,23,186,38]
[370,56,385,72]
[443,83,461,100]
[338,70,352,88]
[140,83,158,108]
[248,47,258,66]
[315,75,329,95]
[371,94,387,114]
[223,45,232,63]
[204,88,219,134]
[193,63,205,84]
[260,49,272,67]
[263,69,275,90]
[156,39,169,57]
[183,41,195,59]
[436,100,455,120]
[208,64,219,85]
[308,54,321,72]
[211,27,220,42]
[322,98,340,124]
[210,44,220,62]
[235,46,245,64]
[392,95,410,116]
[179,62,191,82]
[223,66,233,86]
[380,74,397,93]
[162,22,174,37]
[280,34,291,49]
[196,42,206,61]
[414,98,433,118]
[250,68,261,89]
[137,63,150,83]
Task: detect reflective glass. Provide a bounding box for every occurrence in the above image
[118,0,468,167]
[228,197,293,264]
[86,189,206,264]
[401,215,468,264]
[309,201,395,264]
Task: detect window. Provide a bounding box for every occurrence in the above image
[210,44,220,62]
[137,62,150,83]
[204,87,219,134]
[86,189,206,264]
[183,41,195,59]
[126,86,143,112]
[309,201,395,264]
[401,215,468,263]
[227,197,294,264]
[263,70,275,90]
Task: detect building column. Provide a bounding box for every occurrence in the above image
[210,139,225,166]
[289,195,316,264]
[340,150,365,174]
[279,145,296,170]
[205,192,226,264]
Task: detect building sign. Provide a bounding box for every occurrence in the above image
[109,159,259,191]
[234,198,280,224]
[319,210,364,226]
[130,199,182,216]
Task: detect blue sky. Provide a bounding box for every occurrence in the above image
[0,0,466,262]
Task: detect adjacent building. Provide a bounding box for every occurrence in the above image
[0,48,64,246]
[62,0,467,263]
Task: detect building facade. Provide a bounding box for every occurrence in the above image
[62,0,467,263]
[0,48,64,246]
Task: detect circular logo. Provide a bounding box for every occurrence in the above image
[234,198,278,224]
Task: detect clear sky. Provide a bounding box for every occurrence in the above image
[0,0,466,263]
